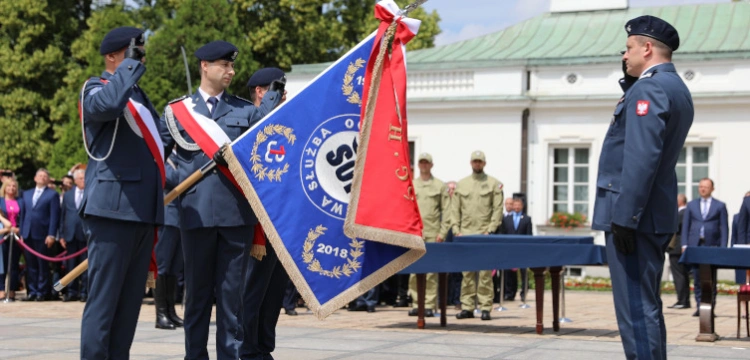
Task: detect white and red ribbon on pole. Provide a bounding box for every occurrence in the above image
[362,0,421,125]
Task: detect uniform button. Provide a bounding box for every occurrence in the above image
[213,170,217,174]
[608,183,612,188]
[632,216,637,221]
[128,65,132,70]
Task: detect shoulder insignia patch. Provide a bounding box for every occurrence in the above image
[168,95,188,104]
[636,100,650,116]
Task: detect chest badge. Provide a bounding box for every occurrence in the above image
[636,100,650,116]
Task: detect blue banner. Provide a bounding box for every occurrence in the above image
[226,33,423,318]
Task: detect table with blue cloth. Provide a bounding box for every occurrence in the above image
[680,246,750,341]
[399,235,607,334]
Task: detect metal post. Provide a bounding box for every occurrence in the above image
[519,268,530,309]
[495,270,508,312]
[4,233,16,303]
[559,267,572,323]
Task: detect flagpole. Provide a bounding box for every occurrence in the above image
[54,160,218,291]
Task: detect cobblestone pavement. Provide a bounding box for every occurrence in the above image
[0,290,748,359]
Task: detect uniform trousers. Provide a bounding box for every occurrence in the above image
[63,239,88,297]
[156,225,183,276]
[606,231,670,360]
[240,241,287,360]
[460,270,494,312]
[182,226,250,360]
[80,216,153,360]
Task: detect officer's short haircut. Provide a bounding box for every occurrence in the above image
[634,35,672,60]
[677,193,687,204]
[744,191,750,197]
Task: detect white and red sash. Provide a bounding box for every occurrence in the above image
[167,97,244,194]
[79,79,165,186]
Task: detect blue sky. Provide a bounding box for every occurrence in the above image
[423,0,732,46]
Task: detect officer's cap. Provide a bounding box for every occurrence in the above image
[625,15,680,51]
[194,41,238,62]
[417,153,433,163]
[470,151,486,162]
[100,27,144,55]
[247,67,285,88]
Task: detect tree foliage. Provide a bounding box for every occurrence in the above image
[3,0,441,184]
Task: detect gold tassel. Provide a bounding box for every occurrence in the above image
[250,244,267,261]
[146,271,156,289]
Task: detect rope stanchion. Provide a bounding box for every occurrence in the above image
[12,238,87,262]
[3,233,17,303]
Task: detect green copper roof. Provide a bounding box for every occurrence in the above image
[406,2,750,68]
[292,2,750,74]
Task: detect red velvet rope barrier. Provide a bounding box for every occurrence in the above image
[9,235,88,262]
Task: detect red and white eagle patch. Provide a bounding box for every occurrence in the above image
[636,100,650,116]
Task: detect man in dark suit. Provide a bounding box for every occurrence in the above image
[160,44,282,360]
[498,198,532,301]
[592,16,693,359]
[732,192,750,284]
[58,169,87,302]
[19,168,61,301]
[736,192,750,246]
[681,178,728,316]
[666,194,689,309]
[79,27,166,359]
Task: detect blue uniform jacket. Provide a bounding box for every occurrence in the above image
[593,63,694,234]
[736,197,750,246]
[19,188,60,240]
[732,213,739,246]
[59,189,85,242]
[160,90,280,230]
[80,58,165,225]
[681,198,728,248]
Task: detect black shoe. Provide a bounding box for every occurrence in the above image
[408,309,418,316]
[481,310,491,321]
[23,295,37,302]
[155,276,176,330]
[367,305,376,313]
[62,295,79,302]
[285,309,298,316]
[455,310,474,319]
[35,296,44,302]
[79,295,87,302]
[393,299,409,308]
[668,303,688,309]
[425,309,434,317]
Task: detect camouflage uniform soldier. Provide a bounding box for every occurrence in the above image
[407,153,451,317]
[453,151,503,321]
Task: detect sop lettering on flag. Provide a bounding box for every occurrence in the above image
[222,0,426,319]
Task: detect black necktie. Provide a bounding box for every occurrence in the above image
[207,97,217,116]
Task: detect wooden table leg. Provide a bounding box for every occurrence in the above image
[696,264,719,341]
[417,273,426,329]
[439,273,447,327]
[531,267,546,335]
[550,266,563,332]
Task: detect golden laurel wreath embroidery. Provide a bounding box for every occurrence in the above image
[302,225,364,279]
[342,58,366,106]
[249,124,296,182]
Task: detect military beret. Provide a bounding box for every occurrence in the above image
[418,153,433,163]
[625,15,680,51]
[99,27,144,55]
[194,41,238,62]
[247,67,285,88]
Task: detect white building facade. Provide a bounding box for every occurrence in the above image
[288,1,750,278]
